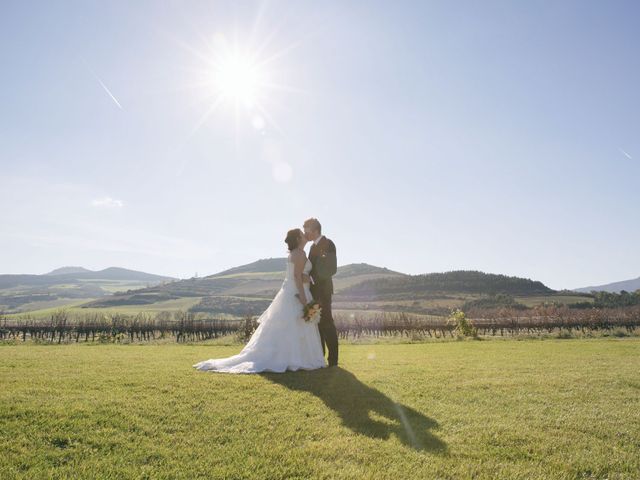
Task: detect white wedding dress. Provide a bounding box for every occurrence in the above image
[193,258,327,373]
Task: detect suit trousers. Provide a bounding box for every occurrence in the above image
[312,286,339,366]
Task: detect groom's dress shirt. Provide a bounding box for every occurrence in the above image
[310,234,324,283]
[307,236,323,285]
[309,235,323,285]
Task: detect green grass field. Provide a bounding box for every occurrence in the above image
[1,339,639,479]
[4,297,204,319]
[515,295,594,307]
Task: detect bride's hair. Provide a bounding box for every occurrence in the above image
[285,228,303,251]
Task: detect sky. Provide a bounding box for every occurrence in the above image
[1,0,639,290]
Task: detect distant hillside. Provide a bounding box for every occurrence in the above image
[574,276,640,294]
[334,263,404,278]
[82,259,405,312]
[211,259,405,279]
[78,267,176,282]
[6,260,572,318]
[0,268,175,289]
[0,267,177,314]
[79,262,564,318]
[339,270,555,301]
[46,266,92,276]
[211,258,289,277]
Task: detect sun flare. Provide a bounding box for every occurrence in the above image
[184,30,304,139]
[212,52,266,107]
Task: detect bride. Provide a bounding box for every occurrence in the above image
[193,228,327,373]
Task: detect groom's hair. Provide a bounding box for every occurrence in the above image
[303,218,321,234]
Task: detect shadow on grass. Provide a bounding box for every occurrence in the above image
[261,366,447,453]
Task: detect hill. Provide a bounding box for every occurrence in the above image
[78,263,572,318]
[0,267,175,289]
[0,267,177,314]
[210,258,290,277]
[81,259,406,315]
[46,266,92,276]
[5,260,587,318]
[574,276,640,293]
[334,263,404,278]
[339,270,555,300]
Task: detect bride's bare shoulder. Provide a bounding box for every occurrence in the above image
[289,249,306,264]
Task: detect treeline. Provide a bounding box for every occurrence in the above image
[570,290,640,309]
[0,284,106,312]
[464,305,640,336]
[461,293,529,311]
[2,305,639,343]
[84,292,180,307]
[333,306,640,338]
[339,270,554,301]
[189,296,272,316]
[0,311,253,344]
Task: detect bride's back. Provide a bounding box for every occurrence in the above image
[284,254,311,285]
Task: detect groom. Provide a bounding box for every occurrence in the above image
[304,217,339,367]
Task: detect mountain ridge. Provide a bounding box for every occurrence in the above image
[81,259,408,310]
[574,276,640,293]
[46,266,92,276]
[2,260,590,317]
[0,267,176,288]
[209,257,406,278]
[339,269,555,300]
[0,267,179,314]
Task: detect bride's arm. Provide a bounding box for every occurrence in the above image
[292,251,308,306]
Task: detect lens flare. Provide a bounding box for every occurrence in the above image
[211,52,267,108]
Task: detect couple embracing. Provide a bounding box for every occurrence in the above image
[193,218,339,373]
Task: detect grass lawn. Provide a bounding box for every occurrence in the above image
[1,339,639,479]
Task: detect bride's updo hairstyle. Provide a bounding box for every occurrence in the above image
[285,228,302,252]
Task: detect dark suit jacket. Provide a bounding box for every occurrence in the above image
[309,236,337,297]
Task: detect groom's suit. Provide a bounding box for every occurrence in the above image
[309,235,339,366]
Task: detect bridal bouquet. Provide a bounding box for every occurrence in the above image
[303,301,322,323]
[296,295,322,323]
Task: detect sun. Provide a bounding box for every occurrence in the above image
[212,52,266,108]
[183,30,303,138]
[173,25,308,184]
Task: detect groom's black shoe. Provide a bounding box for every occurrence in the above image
[327,362,338,368]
